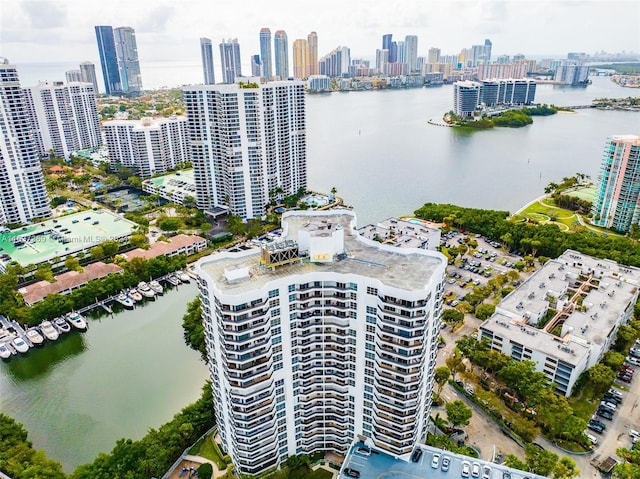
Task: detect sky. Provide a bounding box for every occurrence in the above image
[1,0,639,67]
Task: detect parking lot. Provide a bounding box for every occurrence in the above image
[341,442,547,479]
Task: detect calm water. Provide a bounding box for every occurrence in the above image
[0,283,208,472]
[306,76,638,225]
[0,68,637,472]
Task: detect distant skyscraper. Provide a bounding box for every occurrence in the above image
[259,28,273,79]
[307,32,318,76]
[484,39,492,62]
[65,70,82,83]
[251,55,262,77]
[405,35,418,72]
[395,41,406,63]
[376,49,389,73]
[592,135,640,232]
[274,30,289,80]
[319,46,350,77]
[79,62,99,93]
[382,34,394,61]
[95,25,121,94]
[200,38,216,84]
[427,48,441,64]
[113,27,143,95]
[183,81,306,219]
[0,60,50,224]
[219,39,242,84]
[24,80,102,160]
[554,63,589,85]
[292,39,309,79]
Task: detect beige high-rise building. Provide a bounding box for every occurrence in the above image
[307,32,318,76]
[427,47,440,64]
[292,39,309,79]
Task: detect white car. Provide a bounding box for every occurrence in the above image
[431,453,440,468]
[630,429,640,440]
[626,356,640,367]
[482,465,492,479]
[472,462,481,478]
[461,461,471,477]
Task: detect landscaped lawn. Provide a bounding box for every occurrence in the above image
[191,433,226,469]
[305,469,333,479]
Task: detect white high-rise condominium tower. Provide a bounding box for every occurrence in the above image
[404,35,418,72]
[23,81,102,160]
[103,116,189,178]
[195,209,446,474]
[0,59,50,224]
[183,80,306,219]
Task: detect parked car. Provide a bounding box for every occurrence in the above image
[410,448,422,463]
[609,388,623,398]
[589,419,607,431]
[600,401,617,412]
[603,394,622,405]
[588,421,605,434]
[441,456,451,472]
[585,432,598,445]
[344,468,360,478]
[472,462,481,478]
[629,347,640,358]
[618,372,633,383]
[430,453,440,468]
[626,356,640,367]
[482,465,492,479]
[596,408,614,420]
[461,461,471,478]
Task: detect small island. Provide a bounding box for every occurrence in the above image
[445,104,560,129]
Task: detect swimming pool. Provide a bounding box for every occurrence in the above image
[305,195,329,207]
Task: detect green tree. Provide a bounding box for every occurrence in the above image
[182,297,206,360]
[524,443,558,476]
[226,214,246,236]
[127,175,142,189]
[613,446,640,479]
[102,240,120,257]
[553,456,580,479]
[129,233,149,249]
[587,363,617,399]
[445,400,472,428]
[445,352,466,381]
[89,245,104,261]
[158,217,182,232]
[602,351,625,372]
[504,454,528,471]
[64,256,83,272]
[197,463,213,479]
[511,416,540,443]
[442,308,464,325]
[475,302,496,320]
[434,366,451,397]
[246,218,262,239]
[34,264,55,282]
[497,360,548,404]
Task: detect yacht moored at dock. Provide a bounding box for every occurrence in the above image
[149,280,164,295]
[26,327,45,346]
[137,282,156,298]
[54,317,71,334]
[0,342,12,359]
[177,270,190,283]
[39,321,59,341]
[128,289,143,302]
[66,312,87,331]
[12,336,30,354]
[166,275,181,286]
[115,292,135,309]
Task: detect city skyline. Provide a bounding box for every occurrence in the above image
[3,0,637,67]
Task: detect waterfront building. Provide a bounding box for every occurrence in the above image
[23,80,102,160]
[103,116,189,177]
[554,62,590,85]
[357,217,440,250]
[183,80,306,219]
[375,49,389,74]
[395,41,406,64]
[453,80,482,117]
[123,233,206,261]
[497,54,510,65]
[0,60,50,225]
[513,53,525,62]
[307,75,331,92]
[142,169,196,205]
[478,250,640,396]
[95,25,122,94]
[220,39,242,84]
[259,28,273,80]
[385,62,407,76]
[427,48,440,64]
[479,79,536,106]
[274,30,289,80]
[477,63,529,80]
[292,39,309,79]
[65,70,82,83]
[200,37,216,85]
[113,26,143,95]
[404,35,418,72]
[195,209,446,474]
[307,32,318,76]
[319,46,350,78]
[79,62,99,94]
[592,135,640,232]
[251,55,262,77]
[382,33,397,63]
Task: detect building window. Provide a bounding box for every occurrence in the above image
[269,289,279,298]
[367,287,378,295]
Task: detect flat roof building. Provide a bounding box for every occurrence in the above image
[357,217,440,250]
[142,170,196,205]
[195,210,446,474]
[478,249,640,396]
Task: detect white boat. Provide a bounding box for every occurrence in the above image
[54,317,71,334]
[12,336,30,354]
[40,321,59,341]
[26,327,45,346]
[185,267,198,280]
[128,289,143,302]
[149,280,164,295]
[0,342,12,359]
[166,275,181,286]
[137,282,156,298]
[66,312,87,331]
[177,270,191,283]
[115,292,135,309]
